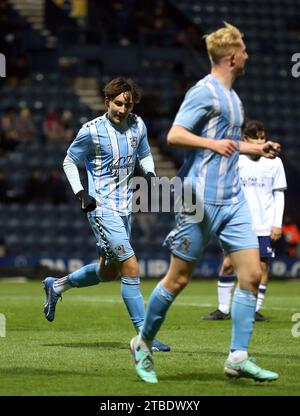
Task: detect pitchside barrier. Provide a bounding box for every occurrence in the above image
[0,256,300,279]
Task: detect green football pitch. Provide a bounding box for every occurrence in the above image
[0,279,299,396]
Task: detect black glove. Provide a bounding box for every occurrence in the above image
[76,190,96,213]
[144,172,156,211]
[145,172,156,183]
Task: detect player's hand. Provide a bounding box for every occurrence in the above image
[271,226,282,241]
[213,139,238,158]
[261,141,281,158]
[76,190,96,212]
[145,172,156,183]
[145,172,156,211]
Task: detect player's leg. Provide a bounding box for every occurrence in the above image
[43,214,119,322]
[119,254,145,332]
[141,254,196,345]
[220,201,278,381]
[43,256,115,322]
[120,254,170,352]
[203,254,235,320]
[228,247,261,353]
[130,213,203,382]
[224,248,277,381]
[255,258,269,321]
[255,236,273,321]
[117,214,170,352]
[130,255,196,383]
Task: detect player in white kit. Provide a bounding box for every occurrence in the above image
[203,120,287,322]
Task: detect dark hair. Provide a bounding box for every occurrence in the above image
[103,77,142,103]
[243,120,265,139]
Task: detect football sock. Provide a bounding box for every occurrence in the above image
[67,263,101,288]
[230,288,256,351]
[140,282,176,342]
[53,276,71,295]
[228,350,248,363]
[256,284,267,312]
[218,274,235,314]
[121,277,145,330]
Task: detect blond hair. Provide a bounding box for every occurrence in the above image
[204,22,244,65]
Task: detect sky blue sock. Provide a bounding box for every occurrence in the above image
[68,263,101,287]
[141,282,176,341]
[121,277,145,330]
[231,288,257,351]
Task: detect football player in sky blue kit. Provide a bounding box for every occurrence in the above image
[43,77,170,352]
[130,23,281,383]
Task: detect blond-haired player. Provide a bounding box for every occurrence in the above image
[130,23,280,383]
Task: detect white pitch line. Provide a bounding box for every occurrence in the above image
[0,295,299,312]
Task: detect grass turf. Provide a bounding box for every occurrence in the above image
[0,279,299,396]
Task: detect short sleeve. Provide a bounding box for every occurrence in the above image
[137,118,151,159]
[273,158,287,190]
[67,126,94,164]
[173,84,216,131]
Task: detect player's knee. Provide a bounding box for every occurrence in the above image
[171,273,189,293]
[222,263,234,275]
[120,256,140,277]
[221,256,234,275]
[241,268,262,291]
[251,268,262,285]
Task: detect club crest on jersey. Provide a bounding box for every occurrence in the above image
[180,236,191,253]
[115,244,126,255]
[130,137,137,148]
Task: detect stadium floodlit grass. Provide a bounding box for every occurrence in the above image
[0,279,299,396]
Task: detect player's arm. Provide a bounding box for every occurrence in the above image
[139,153,156,181]
[63,126,96,213]
[271,190,285,241]
[271,158,287,241]
[137,118,156,180]
[168,125,237,158]
[167,85,237,158]
[63,155,96,213]
[240,141,281,158]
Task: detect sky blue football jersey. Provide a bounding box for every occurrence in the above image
[67,113,150,215]
[174,74,245,205]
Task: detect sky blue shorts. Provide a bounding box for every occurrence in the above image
[164,199,259,262]
[88,214,134,263]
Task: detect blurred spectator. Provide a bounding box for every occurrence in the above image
[282,215,300,258]
[23,168,46,203]
[43,110,65,142]
[0,169,19,203]
[70,0,88,28]
[139,88,169,121]
[16,106,36,143]
[61,109,75,142]
[9,52,30,84]
[0,0,21,61]
[0,239,7,257]
[45,168,67,204]
[0,107,20,154]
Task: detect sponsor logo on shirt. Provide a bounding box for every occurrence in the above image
[108,156,135,175]
[241,177,266,188]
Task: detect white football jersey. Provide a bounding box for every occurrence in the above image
[238,155,287,236]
